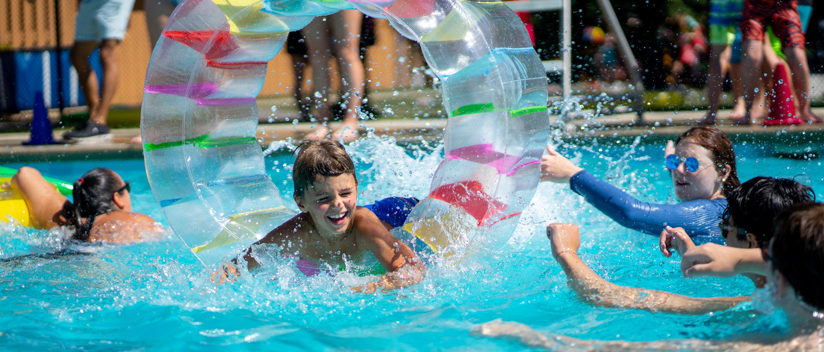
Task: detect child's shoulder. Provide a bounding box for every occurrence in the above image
[353,205,382,223]
[351,206,390,236]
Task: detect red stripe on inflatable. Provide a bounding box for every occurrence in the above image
[164,30,239,62]
[429,180,507,225]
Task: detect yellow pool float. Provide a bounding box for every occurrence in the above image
[0,166,73,227]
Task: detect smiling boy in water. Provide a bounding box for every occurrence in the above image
[227,139,424,293]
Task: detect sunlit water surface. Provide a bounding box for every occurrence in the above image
[2,134,822,350]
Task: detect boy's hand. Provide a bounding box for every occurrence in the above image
[547,223,580,258]
[211,264,240,285]
[352,261,425,294]
[352,276,393,294]
[541,145,583,183]
[659,226,695,257]
[680,243,739,278]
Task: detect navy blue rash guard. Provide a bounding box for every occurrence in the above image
[569,170,726,244]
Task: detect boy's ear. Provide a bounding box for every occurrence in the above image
[745,233,759,248]
[293,194,306,212]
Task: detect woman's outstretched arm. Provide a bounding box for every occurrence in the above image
[542,145,725,241]
[547,223,747,315]
[12,167,72,229]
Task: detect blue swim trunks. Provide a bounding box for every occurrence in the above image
[74,0,136,42]
[363,197,419,228]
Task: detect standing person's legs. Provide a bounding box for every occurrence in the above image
[96,39,121,126]
[287,31,311,122]
[329,10,364,142]
[740,39,764,124]
[145,0,177,49]
[701,43,730,124]
[772,1,821,123]
[304,17,333,139]
[783,47,819,122]
[739,0,769,124]
[728,31,747,120]
[66,0,132,138]
[70,41,102,122]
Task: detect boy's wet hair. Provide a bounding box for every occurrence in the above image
[292,139,356,198]
[72,168,127,241]
[676,126,740,197]
[770,202,824,310]
[725,176,815,248]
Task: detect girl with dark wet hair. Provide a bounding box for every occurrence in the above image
[10,167,163,243]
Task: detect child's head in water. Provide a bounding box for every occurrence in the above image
[292,139,359,238]
[671,126,739,201]
[769,202,824,311]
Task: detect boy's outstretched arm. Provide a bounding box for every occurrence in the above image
[214,216,306,284]
[681,245,766,278]
[354,210,425,293]
[548,223,747,315]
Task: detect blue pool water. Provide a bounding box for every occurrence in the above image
[1,135,822,349]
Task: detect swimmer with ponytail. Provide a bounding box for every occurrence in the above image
[10,167,163,243]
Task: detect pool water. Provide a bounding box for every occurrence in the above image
[1,135,822,350]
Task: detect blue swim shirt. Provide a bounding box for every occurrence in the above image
[569,170,726,244]
[363,197,420,228]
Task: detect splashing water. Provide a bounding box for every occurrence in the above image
[2,136,823,349]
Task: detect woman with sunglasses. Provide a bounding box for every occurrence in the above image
[541,126,739,244]
[10,167,163,243]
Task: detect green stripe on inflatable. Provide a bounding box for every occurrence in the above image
[450,103,495,117]
[450,104,548,118]
[510,105,547,117]
[196,136,257,149]
[143,140,187,151]
[144,135,256,151]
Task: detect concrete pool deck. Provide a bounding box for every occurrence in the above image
[2,104,823,163]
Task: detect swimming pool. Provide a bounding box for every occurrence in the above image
[1,135,822,349]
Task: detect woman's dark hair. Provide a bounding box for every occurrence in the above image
[725,177,816,248]
[71,168,126,241]
[675,126,740,197]
[770,202,824,310]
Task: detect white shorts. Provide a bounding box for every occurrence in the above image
[74,0,136,42]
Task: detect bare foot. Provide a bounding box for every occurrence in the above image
[749,104,768,124]
[732,115,753,126]
[696,112,716,126]
[130,135,142,144]
[332,122,359,143]
[305,125,330,140]
[730,98,746,120]
[800,110,823,124]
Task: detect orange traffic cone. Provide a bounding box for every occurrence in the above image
[763,63,801,126]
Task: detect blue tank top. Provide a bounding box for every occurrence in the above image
[569,171,726,244]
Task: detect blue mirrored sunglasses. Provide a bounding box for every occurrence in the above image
[666,154,701,172]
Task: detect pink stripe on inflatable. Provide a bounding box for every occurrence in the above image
[196,97,256,106]
[145,82,219,99]
[446,144,539,176]
[386,0,436,18]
